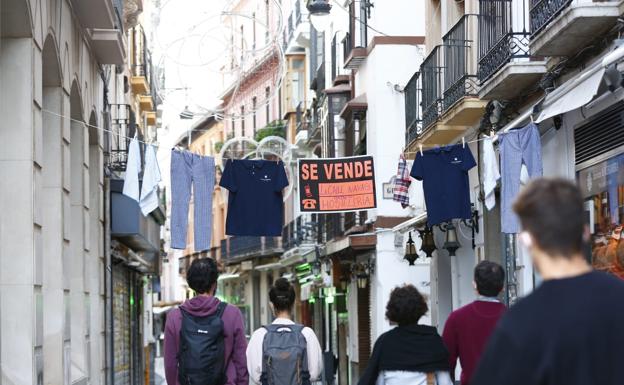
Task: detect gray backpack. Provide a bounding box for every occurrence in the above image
[261,324,311,385]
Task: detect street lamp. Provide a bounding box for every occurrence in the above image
[307,0,332,32]
[180,106,194,120]
[419,226,437,258]
[440,222,461,257]
[404,232,419,266]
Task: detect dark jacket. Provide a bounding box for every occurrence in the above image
[358,324,450,385]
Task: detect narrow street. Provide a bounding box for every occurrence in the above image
[1,0,624,384]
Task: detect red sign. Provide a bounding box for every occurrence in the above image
[298,156,377,213]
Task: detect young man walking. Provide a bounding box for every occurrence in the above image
[164,258,248,385]
[472,178,624,385]
[442,261,506,385]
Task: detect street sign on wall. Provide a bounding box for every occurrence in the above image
[298,156,377,213]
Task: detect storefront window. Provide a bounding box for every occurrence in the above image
[577,152,624,279]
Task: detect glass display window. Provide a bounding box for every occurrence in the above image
[577,152,624,279]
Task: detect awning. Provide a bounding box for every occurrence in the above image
[217,272,240,281]
[254,262,283,271]
[536,44,624,123]
[536,66,605,123]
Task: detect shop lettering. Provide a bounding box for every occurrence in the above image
[322,159,373,180]
[300,163,319,180]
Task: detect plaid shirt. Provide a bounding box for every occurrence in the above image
[393,154,411,208]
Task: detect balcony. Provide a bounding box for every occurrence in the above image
[530,0,620,57]
[105,104,133,172]
[282,215,320,251]
[332,34,350,84]
[404,72,423,146]
[146,111,157,126]
[131,26,152,95]
[139,95,154,112]
[421,46,443,132]
[87,0,126,65]
[441,15,486,126]
[343,32,367,70]
[477,0,547,100]
[70,0,115,29]
[220,236,283,265]
[283,0,309,51]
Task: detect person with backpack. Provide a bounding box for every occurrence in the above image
[246,278,323,385]
[358,284,453,385]
[164,258,248,385]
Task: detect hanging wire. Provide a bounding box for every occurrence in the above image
[41,109,159,147]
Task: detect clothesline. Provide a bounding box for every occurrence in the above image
[42,109,159,147]
[403,134,493,156]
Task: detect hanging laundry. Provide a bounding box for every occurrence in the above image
[220,159,289,236]
[170,148,216,251]
[122,137,141,202]
[482,136,500,211]
[499,122,543,234]
[392,154,411,208]
[140,144,161,216]
[410,144,476,227]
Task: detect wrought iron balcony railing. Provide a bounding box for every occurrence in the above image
[131,25,154,93]
[477,0,530,83]
[529,0,572,37]
[404,72,423,144]
[221,236,282,262]
[421,46,443,130]
[443,15,479,112]
[105,104,134,172]
[282,215,320,251]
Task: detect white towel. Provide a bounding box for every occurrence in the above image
[483,136,500,210]
[140,144,161,216]
[122,137,141,202]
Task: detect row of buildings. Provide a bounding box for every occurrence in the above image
[159,0,624,384]
[0,0,165,384]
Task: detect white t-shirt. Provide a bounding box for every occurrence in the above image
[246,318,324,385]
[376,370,453,385]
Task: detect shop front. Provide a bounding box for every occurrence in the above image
[577,149,624,279]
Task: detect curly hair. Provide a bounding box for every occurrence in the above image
[186,258,219,295]
[385,284,428,326]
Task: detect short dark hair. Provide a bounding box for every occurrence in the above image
[513,178,584,257]
[186,258,219,294]
[385,285,428,326]
[269,278,296,312]
[474,261,505,297]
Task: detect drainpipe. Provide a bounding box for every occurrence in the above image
[104,176,114,385]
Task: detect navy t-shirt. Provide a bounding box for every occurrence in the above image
[220,159,289,236]
[410,144,476,226]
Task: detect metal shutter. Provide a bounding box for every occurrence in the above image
[575,101,624,165]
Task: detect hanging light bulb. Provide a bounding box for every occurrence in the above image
[419,226,437,258]
[404,232,419,265]
[307,0,332,32]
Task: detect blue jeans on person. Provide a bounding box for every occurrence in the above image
[170,149,215,251]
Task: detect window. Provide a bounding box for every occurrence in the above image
[265,87,271,124]
[240,25,244,59]
[265,0,270,44]
[252,97,257,134]
[241,106,245,137]
[252,13,256,51]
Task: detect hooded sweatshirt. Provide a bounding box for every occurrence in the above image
[164,296,248,385]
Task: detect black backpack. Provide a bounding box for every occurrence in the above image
[177,302,227,385]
